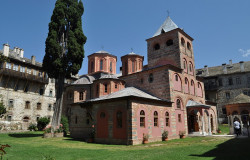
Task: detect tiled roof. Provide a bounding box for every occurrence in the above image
[78,87,169,103]
[73,75,95,84]
[96,50,110,54]
[227,94,250,104]
[196,61,250,77]
[99,74,119,80]
[153,16,178,37]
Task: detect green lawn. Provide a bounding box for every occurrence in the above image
[0,132,250,160]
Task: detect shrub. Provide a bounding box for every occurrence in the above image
[28,123,38,131]
[60,116,69,136]
[0,102,6,117]
[44,125,52,133]
[162,130,168,139]
[55,124,63,133]
[37,117,50,131]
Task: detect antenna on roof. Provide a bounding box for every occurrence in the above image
[131,48,134,53]
[167,10,170,17]
[101,46,104,50]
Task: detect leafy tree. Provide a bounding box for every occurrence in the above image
[43,0,86,132]
[37,117,50,131]
[61,115,69,136]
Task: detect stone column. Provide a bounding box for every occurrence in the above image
[202,116,205,135]
[208,114,211,135]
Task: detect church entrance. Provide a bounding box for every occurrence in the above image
[188,110,199,133]
[97,111,109,138]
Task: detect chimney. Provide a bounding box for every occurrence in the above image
[14,47,18,53]
[3,43,10,57]
[204,65,209,76]
[222,63,227,74]
[239,61,244,72]
[20,49,24,58]
[229,60,232,65]
[31,55,36,65]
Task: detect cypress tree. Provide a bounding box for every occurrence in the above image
[43,0,86,132]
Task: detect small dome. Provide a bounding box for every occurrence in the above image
[95,50,110,54]
[99,74,118,80]
[73,75,95,84]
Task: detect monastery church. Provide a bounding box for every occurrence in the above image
[63,16,218,145]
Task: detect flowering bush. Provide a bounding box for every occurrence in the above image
[43,125,52,133]
[55,124,63,133]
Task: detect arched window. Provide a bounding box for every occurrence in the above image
[189,62,193,73]
[110,61,112,72]
[117,111,122,128]
[23,116,29,122]
[25,101,30,109]
[148,73,154,83]
[190,80,195,95]
[197,82,203,97]
[140,110,145,127]
[125,62,128,73]
[181,38,185,46]
[175,75,178,81]
[184,78,189,94]
[187,42,191,50]
[176,99,181,109]
[165,112,170,126]
[154,43,160,50]
[183,59,187,73]
[166,39,173,46]
[100,60,103,70]
[132,61,135,72]
[104,84,108,93]
[79,92,84,100]
[154,111,158,127]
[173,74,182,92]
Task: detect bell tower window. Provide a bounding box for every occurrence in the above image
[154,44,160,50]
[166,39,173,46]
[100,60,103,70]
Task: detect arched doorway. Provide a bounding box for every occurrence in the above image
[97,111,108,138]
[188,110,199,132]
[22,116,30,130]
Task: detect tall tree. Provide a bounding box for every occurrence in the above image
[43,0,86,132]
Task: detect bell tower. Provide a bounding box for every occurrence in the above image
[146,16,195,74]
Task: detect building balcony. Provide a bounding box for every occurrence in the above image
[0,68,49,84]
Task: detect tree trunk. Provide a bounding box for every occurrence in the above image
[51,74,65,133]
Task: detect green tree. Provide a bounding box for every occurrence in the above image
[37,117,50,131]
[0,95,6,117]
[43,0,86,132]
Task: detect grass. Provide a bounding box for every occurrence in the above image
[0,131,250,160]
[217,124,230,135]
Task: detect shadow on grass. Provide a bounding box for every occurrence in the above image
[8,133,43,138]
[63,137,85,142]
[190,137,250,160]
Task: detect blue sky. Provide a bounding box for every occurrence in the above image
[0,0,249,75]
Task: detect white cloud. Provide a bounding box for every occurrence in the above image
[239,49,250,57]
